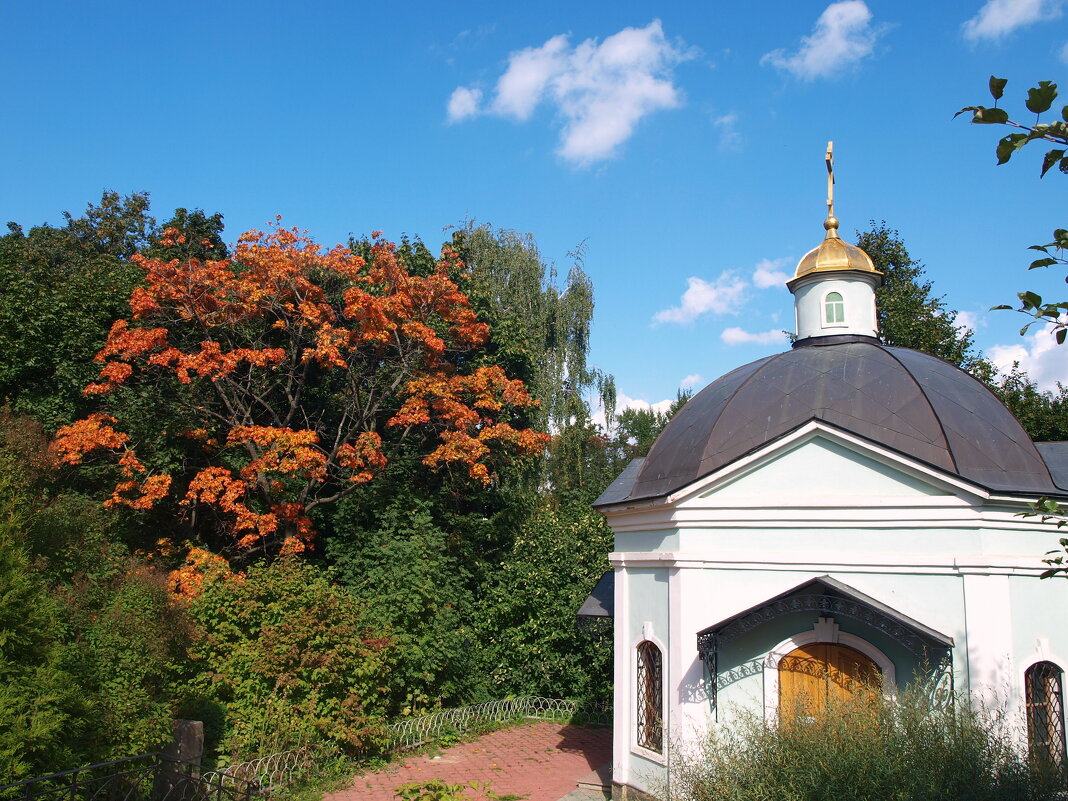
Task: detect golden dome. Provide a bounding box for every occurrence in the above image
[793,215,880,279]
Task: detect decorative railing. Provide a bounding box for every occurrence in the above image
[387,695,611,750]
[200,749,312,796]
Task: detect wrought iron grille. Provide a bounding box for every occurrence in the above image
[636,641,663,753]
[1025,661,1067,772]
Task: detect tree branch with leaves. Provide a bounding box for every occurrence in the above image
[957,76,1068,342]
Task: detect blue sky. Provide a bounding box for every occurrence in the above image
[3,0,1067,415]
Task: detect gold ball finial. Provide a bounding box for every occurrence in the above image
[824,216,839,231]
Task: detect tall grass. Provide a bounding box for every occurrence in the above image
[669,686,1064,801]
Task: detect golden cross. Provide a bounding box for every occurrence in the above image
[825,141,835,219]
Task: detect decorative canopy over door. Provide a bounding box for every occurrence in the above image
[696,575,954,707]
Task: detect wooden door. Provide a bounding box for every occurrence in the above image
[779,643,881,718]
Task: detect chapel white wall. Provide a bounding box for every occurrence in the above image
[608,434,1066,793]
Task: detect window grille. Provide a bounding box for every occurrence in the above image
[636,641,663,752]
[824,292,845,325]
[1025,661,1067,771]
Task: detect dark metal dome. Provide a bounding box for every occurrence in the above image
[596,338,1058,506]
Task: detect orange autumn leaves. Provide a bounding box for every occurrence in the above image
[52,224,548,557]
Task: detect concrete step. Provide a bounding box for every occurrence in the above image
[575,763,611,791]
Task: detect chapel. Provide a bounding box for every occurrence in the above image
[583,145,1068,800]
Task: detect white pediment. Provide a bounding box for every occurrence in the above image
[693,432,952,503]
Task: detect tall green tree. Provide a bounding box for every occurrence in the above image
[860,222,991,377]
[474,500,614,704]
[454,223,614,434]
[0,193,151,429]
[0,508,87,782]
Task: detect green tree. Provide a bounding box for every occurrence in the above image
[453,224,613,435]
[0,509,87,782]
[957,77,1068,341]
[325,491,482,714]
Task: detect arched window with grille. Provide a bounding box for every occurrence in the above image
[1025,661,1067,770]
[636,641,663,753]
[824,291,845,326]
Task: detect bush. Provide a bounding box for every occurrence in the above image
[186,557,393,759]
[670,686,1063,801]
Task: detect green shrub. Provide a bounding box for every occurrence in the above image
[670,686,1063,801]
[474,501,612,704]
[186,557,393,758]
[66,563,191,759]
[326,493,483,714]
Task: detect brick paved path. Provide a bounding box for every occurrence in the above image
[325,722,612,801]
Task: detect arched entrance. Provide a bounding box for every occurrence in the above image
[778,642,881,717]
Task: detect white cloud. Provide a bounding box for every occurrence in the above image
[721,327,789,346]
[680,373,703,389]
[963,0,1063,41]
[491,34,570,119]
[446,86,484,123]
[652,272,747,325]
[1060,40,1068,62]
[447,20,693,166]
[989,323,1068,392]
[954,310,985,335]
[761,1,883,81]
[713,112,742,151]
[752,257,791,289]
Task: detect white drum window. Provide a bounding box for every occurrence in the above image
[824,291,845,325]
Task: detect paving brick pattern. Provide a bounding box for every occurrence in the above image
[326,722,612,801]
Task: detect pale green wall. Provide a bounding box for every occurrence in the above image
[1010,575,1068,669]
[626,568,670,787]
[707,438,946,498]
[616,529,678,552]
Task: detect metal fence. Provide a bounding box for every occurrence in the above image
[0,752,299,801]
[2,696,609,801]
[387,695,611,750]
[199,749,312,797]
[0,753,162,801]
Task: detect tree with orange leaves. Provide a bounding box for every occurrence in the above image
[51,222,548,559]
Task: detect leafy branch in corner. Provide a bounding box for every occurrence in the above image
[1017,497,1068,578]
[957,76,1068,342]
